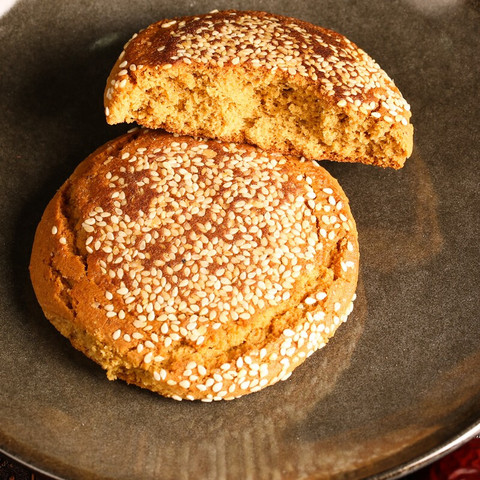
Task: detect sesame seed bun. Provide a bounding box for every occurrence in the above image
[29,130,359,401]
[104,10,413,169]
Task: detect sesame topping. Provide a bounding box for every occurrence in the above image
[67,131,357,400]
[110,11,410,123]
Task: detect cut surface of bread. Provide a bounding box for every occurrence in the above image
[30,130,359,401]
[105,10,413,168]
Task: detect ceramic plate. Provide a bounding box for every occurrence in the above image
[1,1,479,479]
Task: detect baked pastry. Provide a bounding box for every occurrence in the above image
[104,10,413,169]
[30,129,359,401]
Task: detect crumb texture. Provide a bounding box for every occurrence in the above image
[105,10,413,168]
[30,130,359,401]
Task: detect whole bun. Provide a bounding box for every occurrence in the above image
[30,130,359,401]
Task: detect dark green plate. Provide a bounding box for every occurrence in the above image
[1,1,479,479]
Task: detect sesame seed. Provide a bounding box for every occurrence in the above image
[144,352,153,364]
[212,383,223,393]
[162,20,177,28]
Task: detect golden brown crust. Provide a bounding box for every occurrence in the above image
[104,10,413,168]
[30,130,359,401]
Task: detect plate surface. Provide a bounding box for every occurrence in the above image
[0,1,479,479]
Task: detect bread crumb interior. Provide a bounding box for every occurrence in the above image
[115,65,406,167]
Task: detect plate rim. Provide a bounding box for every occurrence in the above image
[2,418,480,479]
